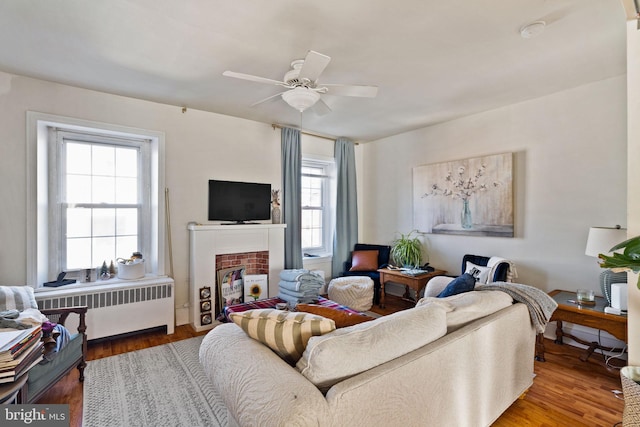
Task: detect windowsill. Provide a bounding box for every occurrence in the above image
[303,254,332,262]
[34,274,173,296]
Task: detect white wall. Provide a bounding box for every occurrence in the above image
[360,76,627,311]
[361,77,627,293]
[626,18,640,364]
[0,71,281,312]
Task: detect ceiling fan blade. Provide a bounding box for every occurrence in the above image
[250,91,288,107]
[223,70,286,86]
[298,51,331,83]
[311,98,332,116]
[322,84,378,98]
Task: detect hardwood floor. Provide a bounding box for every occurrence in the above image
[36,295,624,427]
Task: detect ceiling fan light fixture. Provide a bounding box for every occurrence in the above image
[281,87,320,112]
[520,21,546,39]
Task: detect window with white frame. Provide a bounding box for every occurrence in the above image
[54,131,149,272]
[301,158,334,256]
[27,112,165,288]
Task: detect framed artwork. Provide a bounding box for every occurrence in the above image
[413,152,513,237]
[217,265,245,314]
[244,274,268,301]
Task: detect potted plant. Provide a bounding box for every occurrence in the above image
[598,234,640,288]
[390,230,423,268]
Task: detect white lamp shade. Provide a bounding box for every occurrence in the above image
[585,226,627,257]
[281,87,320,112]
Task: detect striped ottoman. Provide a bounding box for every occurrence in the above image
[327,276,374,312]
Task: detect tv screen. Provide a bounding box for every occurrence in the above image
[208,180,271,223]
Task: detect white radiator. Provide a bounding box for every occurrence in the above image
[35,277,175,340]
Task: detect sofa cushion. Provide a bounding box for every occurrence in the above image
[418,291,514,332]
[296,302,447,391]
[437,273,476,297]
[229,309,335,365]
[349,250,379,271]
[465,262,491,283]
[296,304,376,328]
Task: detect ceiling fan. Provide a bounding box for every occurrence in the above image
[223,50,378,114]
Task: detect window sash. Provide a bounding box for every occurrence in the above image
[301,158,333,255]
[53,131,151,273]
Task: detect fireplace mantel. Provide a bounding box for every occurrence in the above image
[188,223,286,331]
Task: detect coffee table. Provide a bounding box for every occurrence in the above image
[535,289,627,362]
[377,268,446,308]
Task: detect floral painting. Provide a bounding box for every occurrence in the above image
[413,153,513,237]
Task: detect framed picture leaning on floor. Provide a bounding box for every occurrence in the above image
[217,265,245,315]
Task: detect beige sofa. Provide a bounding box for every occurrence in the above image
[199,290,537,427]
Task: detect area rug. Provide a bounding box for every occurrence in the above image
[83,335,227,427]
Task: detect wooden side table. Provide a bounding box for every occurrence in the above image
[535,289,627,362]
[377,268,446,308]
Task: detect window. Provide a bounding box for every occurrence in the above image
[27,112,165,288]
[301,158,334,256]
[55,131,149,271]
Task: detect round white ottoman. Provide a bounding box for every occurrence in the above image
[328,276,374,312]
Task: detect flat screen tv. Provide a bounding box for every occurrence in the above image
[208,180,271,223]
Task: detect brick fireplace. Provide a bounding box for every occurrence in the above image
[215,251,269,276]
[188,223,286,332]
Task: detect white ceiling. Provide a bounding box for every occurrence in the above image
[0,0,627,142]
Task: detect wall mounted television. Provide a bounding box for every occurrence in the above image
[208,180,271,223]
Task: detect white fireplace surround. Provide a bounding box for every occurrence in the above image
[188,223,286,331]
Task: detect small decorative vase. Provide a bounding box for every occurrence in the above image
[272,205,281,224]
[461,199,472,229]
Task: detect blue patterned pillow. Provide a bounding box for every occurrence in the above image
[437,273,476,298]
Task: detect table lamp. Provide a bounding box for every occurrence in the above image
[585,226,627,306]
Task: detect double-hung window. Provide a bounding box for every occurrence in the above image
[27,112,165,288]
[301,158,334,256]
[55,131,149,272]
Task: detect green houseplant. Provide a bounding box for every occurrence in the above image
[390,230,423,268]
[598,235,640,288]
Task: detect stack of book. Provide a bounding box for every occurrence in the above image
[0,326,43,384]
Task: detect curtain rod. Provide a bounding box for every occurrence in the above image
[271,124,336,142]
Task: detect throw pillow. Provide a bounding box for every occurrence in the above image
[437,273,476,298]
[229,309,336,365]
[296,302,447,391]
[296,304,376,328]
[465,262,491,284]
[349,250,379,271]
[0,286,38,311]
